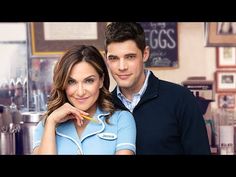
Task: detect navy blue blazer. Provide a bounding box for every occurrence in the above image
[112,71,211,154]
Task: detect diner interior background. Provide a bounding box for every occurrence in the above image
[0,22,235,155]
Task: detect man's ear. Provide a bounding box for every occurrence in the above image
[143,46,150,62]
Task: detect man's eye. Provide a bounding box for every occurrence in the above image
[126,55,135,60]
[108,56,118,61]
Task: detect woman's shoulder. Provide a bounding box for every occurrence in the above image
[113,109,133,116]
[111,110,135,123]
[34,119,45,135]
[36,120,44,127]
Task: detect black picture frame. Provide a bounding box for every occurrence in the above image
[139,22,178,68]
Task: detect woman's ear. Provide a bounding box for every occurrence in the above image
[99,76,104,89]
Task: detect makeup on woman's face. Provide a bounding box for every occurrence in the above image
[65,61,103,115]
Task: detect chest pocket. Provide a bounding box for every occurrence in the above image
[97,132,117,140]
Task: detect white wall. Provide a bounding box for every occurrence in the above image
[0,23,27,85]
[0,23,26,41]
[153,22,216,83]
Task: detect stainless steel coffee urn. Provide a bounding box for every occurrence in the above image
[19,112,43,155]
[0,123,20,154]
[0,105,21,155]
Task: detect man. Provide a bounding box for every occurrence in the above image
[104,22,211,154]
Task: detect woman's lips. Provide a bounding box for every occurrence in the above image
[76,97,89,103]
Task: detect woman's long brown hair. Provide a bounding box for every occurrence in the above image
[43,45,115,124]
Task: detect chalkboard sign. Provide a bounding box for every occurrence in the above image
[139,22,178,68]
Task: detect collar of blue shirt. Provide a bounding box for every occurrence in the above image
[116,70,151,112]
[55,107,109,143]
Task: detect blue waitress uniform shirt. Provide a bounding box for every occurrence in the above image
[33,108,136,155]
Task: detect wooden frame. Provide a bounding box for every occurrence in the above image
[216,47,236,68]
[205,22,236,47]
[218,93,235,109]
[215,70,236,92]
[29,22,106,57]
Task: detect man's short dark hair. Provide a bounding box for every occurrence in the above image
[104,22,146,54]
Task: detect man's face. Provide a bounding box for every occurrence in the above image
[105,40,149,92]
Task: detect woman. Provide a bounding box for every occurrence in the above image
[33,45,136,155]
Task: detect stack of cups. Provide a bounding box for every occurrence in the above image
[219,109,234,155]
[220,125,234,155]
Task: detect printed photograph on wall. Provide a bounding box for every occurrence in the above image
[216,47,236,68]
[215,71,236,92]
[218,93,235,109]
[205,22,236,46]
[217,22,236,35]
[139,22,178,68]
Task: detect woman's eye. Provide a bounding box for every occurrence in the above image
[85,79,94,84]
[68,79,75,85]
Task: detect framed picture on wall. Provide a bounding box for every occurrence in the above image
[205,22,236,47]
[29,22,107,57]
[216,47,236,68]
[218,93,235,109]
[215,71,236,92]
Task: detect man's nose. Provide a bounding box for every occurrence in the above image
[119,59,128,71]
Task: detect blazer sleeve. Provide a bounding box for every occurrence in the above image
[177,88,211,154]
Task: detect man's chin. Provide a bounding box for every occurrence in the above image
[117,82,132,89]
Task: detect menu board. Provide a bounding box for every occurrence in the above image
[139,22,178,68]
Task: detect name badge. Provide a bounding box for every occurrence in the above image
[98,132,117,140]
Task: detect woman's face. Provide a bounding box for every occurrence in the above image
[65,61,103,116]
